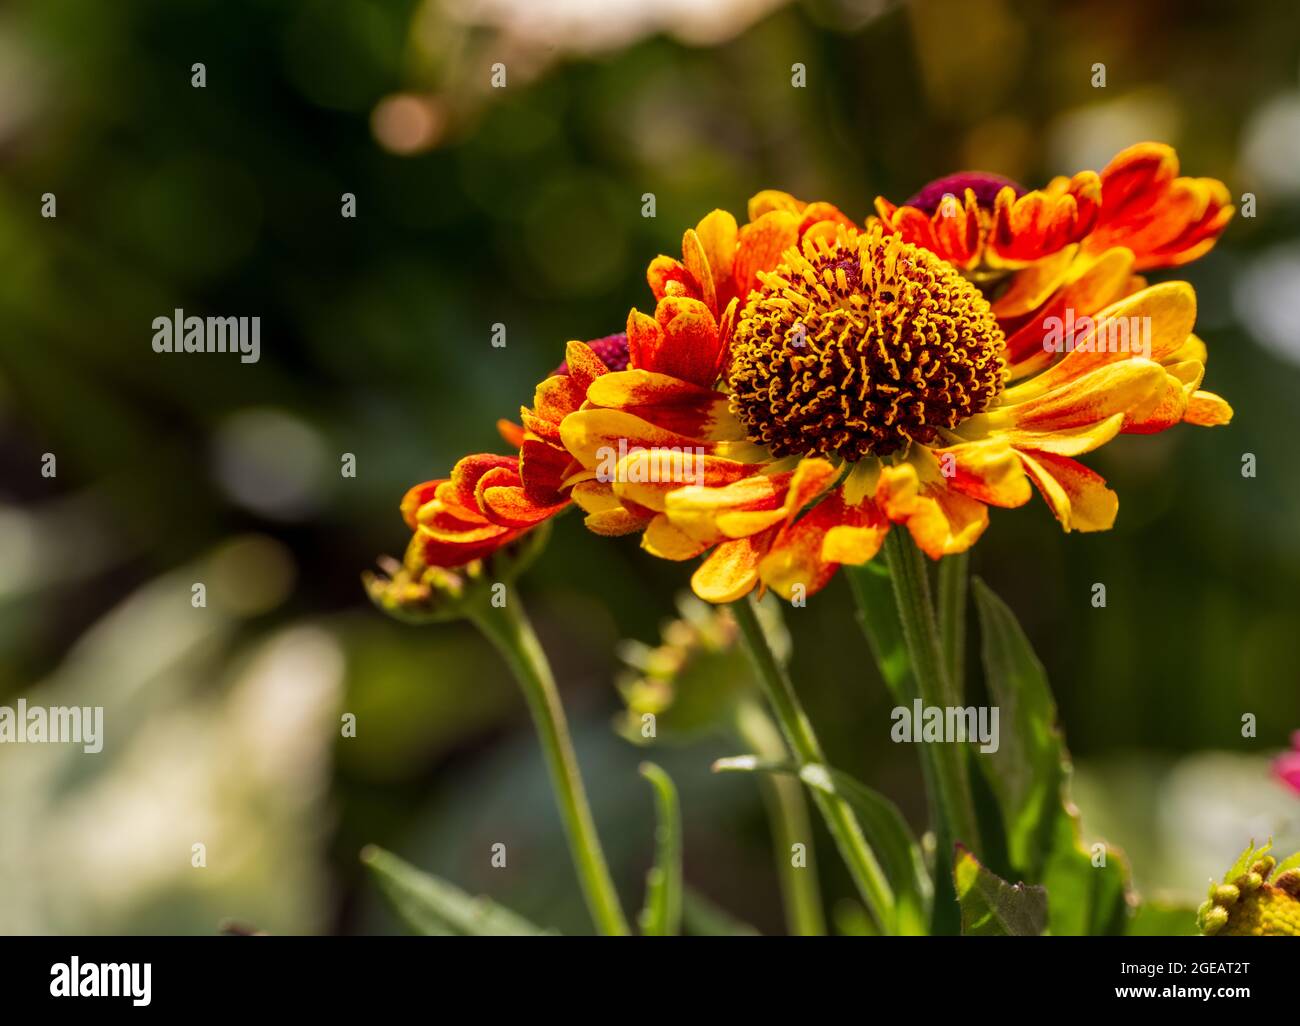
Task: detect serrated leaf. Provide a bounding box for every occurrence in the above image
[637,762,683,936]
[953,846,1046,936]
[713,755,931,935]
[361,845,552,936]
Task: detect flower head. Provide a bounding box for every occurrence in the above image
[558,144,1232,603]
[1198,842,1300,936]
[388,143,1234,607]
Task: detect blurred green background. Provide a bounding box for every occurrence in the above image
[1,0,1297,935]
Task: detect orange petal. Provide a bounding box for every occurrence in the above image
[748,190,805,220]
[733,210,800,300]
[695,209,739,301]
[1004,280,1196,398]
[627,307,666,372]
[446,454,519,515]
[648,256,698,302]
[497,418,526,449]
[971,414,1126,457]
[416,520,523,567]
[928,190,980,268]
[519,437,572,502]
[653,296,723,387]
[480,484,570,528]
[532,373,587,424]
[1086,143,1232,270]
[681,228,718,314]
[1184,390,1233,426]
[401,479,446,531]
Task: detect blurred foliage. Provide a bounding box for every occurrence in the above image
[1,0,1298,933]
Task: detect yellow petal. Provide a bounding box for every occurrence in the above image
[974,413,1126,457]
[560,408,713,469]
[989,359,1168,433]
[691,536,767,603]
[642,514,711,560]
[1002,281,1196,403]
[1019,451,1118,532]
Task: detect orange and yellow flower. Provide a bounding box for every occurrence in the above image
[393,142,1234,606]
[398,335,621,567]
[560,152,1231,602]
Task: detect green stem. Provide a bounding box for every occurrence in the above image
[469,597,631,937]
[730,594,895,933]
[732,699,826,936]
[882,530,980,854]
[937,552,969,700]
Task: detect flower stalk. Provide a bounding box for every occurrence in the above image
[468,595,630,937]
[882,530,980,855]
[730,593,895,933]
[732,698,827,936]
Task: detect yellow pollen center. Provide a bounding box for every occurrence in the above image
[727,229,1007,461]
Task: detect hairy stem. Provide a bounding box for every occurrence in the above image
[731,594,895,933]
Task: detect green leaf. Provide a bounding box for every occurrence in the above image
[971,578,1061,876]
[953,846,1047,936]
[637,762,683,937]
[1039,818,1130,936]
[971,577,1131,935]
[361,845,552,936]
[713,755,931,935]
[681,886,761,936]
